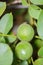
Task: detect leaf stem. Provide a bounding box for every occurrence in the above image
[0,33,16,38]
[31,57,34,65]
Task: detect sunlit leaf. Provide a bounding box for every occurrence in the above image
[30,0,43,5]
[37,10,43,40]
[0,2,6,17]
[29,5,41,19]
[0,43,13,65]
[0,13,13,34]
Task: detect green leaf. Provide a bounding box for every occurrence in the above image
[22,0,28,6]
[29,5,41,19]
[20,61,28,65]
[38,47,43,58]
[37,10,43,40]
[30,0,43,5]
[0,2,6,17]
[0,13,13,34]
[0,43,13,65]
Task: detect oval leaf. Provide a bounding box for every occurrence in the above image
[0,43,13,65]
[37,10,43,40]
[0,13,13,34]
[0,2,6,17]
[30,0,43,5]
[29,5,41,19]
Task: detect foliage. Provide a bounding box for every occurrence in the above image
[0,0,43,65]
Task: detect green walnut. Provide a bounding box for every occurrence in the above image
[17,23,34,41]
[34,58,43,65]
[15,41,33,60]
[38,47,43,58]
[20,60,28,65]
[34,39,43,48]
